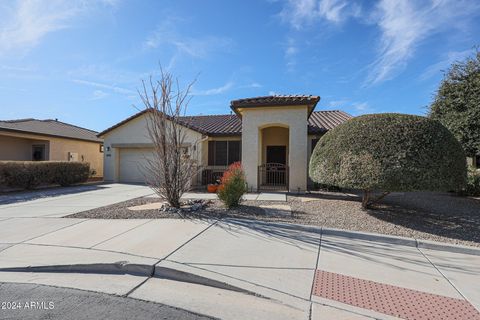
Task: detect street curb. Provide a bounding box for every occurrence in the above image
[0,262,269,298]
[0,262,154,277]
[154,266,264,297]
[220,219,480,256]
[320,227,480,256]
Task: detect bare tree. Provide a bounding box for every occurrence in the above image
[138,69,198,208]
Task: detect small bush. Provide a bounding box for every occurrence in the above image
[461,168,480,196]
[217,162,247,209]
[0,161,90,189]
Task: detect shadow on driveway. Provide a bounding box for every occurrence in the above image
[0,184,109,205]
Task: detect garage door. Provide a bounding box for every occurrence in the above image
[119,148,155,183]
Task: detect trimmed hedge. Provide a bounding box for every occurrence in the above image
[309,113,467,193]
[0,161,91,189]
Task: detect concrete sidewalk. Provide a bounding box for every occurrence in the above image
[0,216,479,319]
[0,184,154,218]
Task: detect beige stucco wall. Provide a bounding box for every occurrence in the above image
[240,106,309,192]
[0,131,103,177]
[0,134,49,160]
[101,113,203,182]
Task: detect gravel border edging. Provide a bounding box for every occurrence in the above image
[224,218,480,256]
[322,227,480,256]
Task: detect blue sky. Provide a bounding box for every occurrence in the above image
[0,0,479,132]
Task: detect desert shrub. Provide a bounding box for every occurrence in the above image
[217,162,247,209]
[461,168,480,196]
[309,113,467,208]
[52,162,91,186]
[0,161,90,189]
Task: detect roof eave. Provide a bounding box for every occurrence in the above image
[0,127,103,143]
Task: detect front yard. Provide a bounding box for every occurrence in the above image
[67,190,480,248]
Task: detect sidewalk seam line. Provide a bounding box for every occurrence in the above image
[89,219,154,249]
[15,242,159,260]
[308,227,322,320]
[416,244,469,302]
[124,219,219,298]
[19,219,90,244]
[309,227,322,302]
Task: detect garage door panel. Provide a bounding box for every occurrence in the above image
[119,148,154,183]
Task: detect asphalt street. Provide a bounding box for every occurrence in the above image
[0,282,214,320]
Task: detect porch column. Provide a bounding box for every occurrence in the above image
[241,124,259,191]
[288,123,308,192]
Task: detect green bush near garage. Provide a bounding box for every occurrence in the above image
[309,113,467,209]
[0,161,91,190]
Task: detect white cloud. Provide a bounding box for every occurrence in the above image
[284,37,299,71]
[351,102,369,112]
[0,0,117,56]
[72,79,135,95]
[244,82,262,89]
[366,0,480,85]
[328,99,349,107]
[91,90,108,100]
[280,0,361,29]
[278,0,480,85]
[419,49,474,81]
[144,19,233,59]
[192,81,234,96]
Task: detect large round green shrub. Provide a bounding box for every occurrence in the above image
[309,113,467,207]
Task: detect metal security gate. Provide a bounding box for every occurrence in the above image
[258,163,289,191]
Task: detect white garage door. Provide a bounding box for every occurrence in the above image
[119,148,155,183]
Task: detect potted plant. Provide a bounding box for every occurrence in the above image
[207,183,218,193]
[207,179,220,193]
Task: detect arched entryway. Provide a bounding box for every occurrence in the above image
[258,125,289,191]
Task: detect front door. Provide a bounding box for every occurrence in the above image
[265,146,287,185]
[266,146,286,165]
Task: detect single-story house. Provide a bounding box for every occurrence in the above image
[0,118,104,177]
[98,95,352,192]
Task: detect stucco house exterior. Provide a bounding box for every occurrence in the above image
[0,118,104,177]
[98,95,352,192]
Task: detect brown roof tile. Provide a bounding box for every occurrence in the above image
[0,118,102,142]
[231,95,320,108]
[98,108,351,137]
[308,110,353,133]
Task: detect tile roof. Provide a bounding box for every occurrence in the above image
[98,109,351,137]
[0,118,102,142]
[183,111,354,135]
[308,110,353,133]
[179,114,242,136]
[231,95,320,108]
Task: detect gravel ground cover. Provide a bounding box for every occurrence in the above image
[67,191,480,247]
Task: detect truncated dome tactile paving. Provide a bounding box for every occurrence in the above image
[312,270,480,320]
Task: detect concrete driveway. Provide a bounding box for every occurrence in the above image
[0,213,479,320]
[0,183,154,218]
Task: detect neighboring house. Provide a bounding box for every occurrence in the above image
[0,118,104,177]
[98,95,352,192]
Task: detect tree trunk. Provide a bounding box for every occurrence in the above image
[361,190,370,209]
[362,190,390,209]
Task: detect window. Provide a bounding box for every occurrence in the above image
[32,145,45,161]
[100,145,104,153]
[208,140,241,166]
